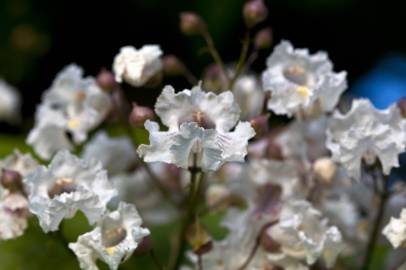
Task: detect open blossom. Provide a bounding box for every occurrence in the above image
[0,188,30,240]
[82,132,137,175]
[111,163,178,224]
[113,45,162,87]
[0,150,39,177]
[267,200,343,269]
[0,79,20,123]
[69,202,150,270]
[24,150,117,232]
[27,64,112,159]
[383,208,406,249]
[262,41,347,117]
[137,84,255,171]
[326,99,406,180]
[232,74,264,120]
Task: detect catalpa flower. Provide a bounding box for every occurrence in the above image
[24,150,117,232]
[382,208,406,249]
[232,74,264,120]
[326,99,406,180]
[69,202,150,270]
[113,45,162,87]
[0,150,39,177]
[267,200,343,269]
[27,64,112,159]
[0,79,20,123]
[262,41,347,117]
[0,189,30,240]
[138,84,255,171]
[82,132,137,175]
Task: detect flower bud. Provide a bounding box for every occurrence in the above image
[180,12,205,35]
[96,69,117,92]
[243,0,268,28]
[266,139,284,160]
[397,97,406,118]
[254,27,273,49]
[250,114,269,137]
[162,55,185,76]
[186,221,212,255]
[129,103,155,128]
[313,157,337,184]
[1,169,23,193]
[260,229,281,253]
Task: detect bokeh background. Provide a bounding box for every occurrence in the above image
[0,0,406,269]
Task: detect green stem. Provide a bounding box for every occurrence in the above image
[169,167,204,270]
[360,175,390,270]
[229,30,251,89]
[201,29,230,86]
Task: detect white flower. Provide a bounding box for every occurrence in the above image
[111,163,178,224]
[248,159,301,199]
[69,202,150,270]
[138,85,255,171]
[24,150,117,232]
[27,64,111,159]
[382,208,406,249]
[0,189,29,240]
[262,41,347,116]
[0,150,39,177]
[326,99,406,180]
[113,45,162,87]
[82,132,137,175]
[0,79,20,123]
[232,74,264,120]
[267,200,343,268]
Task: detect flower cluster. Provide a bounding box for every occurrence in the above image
[0,2,405,270]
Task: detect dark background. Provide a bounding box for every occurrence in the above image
[1,0,406,117]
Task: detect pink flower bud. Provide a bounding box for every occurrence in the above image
[162,55,185,76]
[243,0,268,28]
[250,114,269,138]
[1,169,23,193]
[180,12,205,35]
[129,103,155,128]
[96,69,116,92]
[398,97,406,118]
[254,27,273,49]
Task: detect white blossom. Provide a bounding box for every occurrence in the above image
[0,189,29,240]
[69,202,150,270]
[232,74,264,120]
[138,85,255,171]
[0,79,20,123]
[326,99,406,180]
[27,64,111,159]
[0,150,39,177]
[24,150,117,232]
[113,45,162,87]
[382,208,406,249]
[111,163,178,224]
[262,41,347,116]
[267,200,343,268]
[82,132,137,175]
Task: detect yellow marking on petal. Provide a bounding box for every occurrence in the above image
[105,247,115,255]
[297,86,310,98]
[68,119,80,129]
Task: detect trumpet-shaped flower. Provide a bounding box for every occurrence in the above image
[262,41,347,116]
[138,85,255,171]
[0,150,39,177]
[232,74,264,120]
[113,45,162,87]
[27,64,111,159]
[267,200,343,268]
[82,132,137,175]
[383,208,406,248]
[0,79,20,123]
[326,99,406,180]
[24,150,117,232]
[69,202,150,270]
